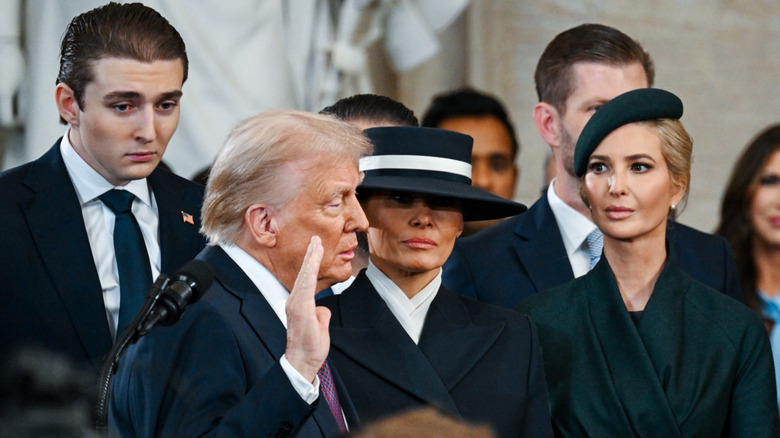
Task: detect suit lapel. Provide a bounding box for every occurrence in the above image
[585,258,683,437]
[418,288,504,390]
[148,170,203,274]
[21,143,112,371]
[198,246,287,358]
[198,246,343,436]
[634,248,692,431]
[514,197,574,293]
[331,274,461,418]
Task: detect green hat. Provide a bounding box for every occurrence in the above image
[574,88,683,177]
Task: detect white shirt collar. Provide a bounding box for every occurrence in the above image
[546,179,598,256]
[219,243,290,327]
[60,128,152,207]
[365,259,440,344]
[330,275,356,295]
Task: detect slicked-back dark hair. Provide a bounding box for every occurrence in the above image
[56,2,187,124]
[320,94,418,127]
[421,87,519,159]
[716,124,780,310]
[535,23,654,115]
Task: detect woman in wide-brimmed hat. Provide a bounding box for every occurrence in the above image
[318,126,553,438]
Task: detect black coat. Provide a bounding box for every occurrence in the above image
[319,272,553,438]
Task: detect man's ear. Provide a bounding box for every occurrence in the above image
[246,204,278,248]
[56,83,80,126]
[533,102,562,148]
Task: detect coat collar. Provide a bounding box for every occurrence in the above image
[329,272,504,417]
[418,287,504,391]
[583,246,686,436]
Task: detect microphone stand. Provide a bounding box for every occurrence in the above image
[94,275,170,432]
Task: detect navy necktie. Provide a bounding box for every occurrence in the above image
[318,360,347,433]
[315,287,334,300]
[99,189,152,335]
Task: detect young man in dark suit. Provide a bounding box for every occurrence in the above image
[443,24,742,308]
[0,3,205,377]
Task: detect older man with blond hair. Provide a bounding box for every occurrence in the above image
[110,109,371,438]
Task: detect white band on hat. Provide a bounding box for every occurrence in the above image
[360,155,472,179]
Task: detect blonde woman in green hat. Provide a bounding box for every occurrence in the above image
[517,88,779,437]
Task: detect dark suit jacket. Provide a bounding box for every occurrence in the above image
[319,273,553,438]
[443,194,742,308]
[0,140,206,376]
[109,245,356,438]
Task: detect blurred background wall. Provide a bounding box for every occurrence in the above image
[3,0,779,233]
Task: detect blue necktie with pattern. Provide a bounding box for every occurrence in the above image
[586,229,604,271]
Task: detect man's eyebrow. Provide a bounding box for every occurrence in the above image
[332,186,352,198]
[102,91,142,102]
[157,90,183,101]
[102,90,183,102]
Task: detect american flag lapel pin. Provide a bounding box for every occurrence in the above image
[181,211,194,224]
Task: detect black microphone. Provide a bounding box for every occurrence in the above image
[95,259,215,430]
[138,259,215,336]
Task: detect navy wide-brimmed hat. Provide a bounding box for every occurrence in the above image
[574,88,684,177]
[359,126,527,221]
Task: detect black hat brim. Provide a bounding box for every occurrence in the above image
[359,175,527,221]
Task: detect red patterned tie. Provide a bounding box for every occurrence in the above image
[317,360,347,433]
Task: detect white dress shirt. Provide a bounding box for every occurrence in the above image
[365,260,440,344]
[219,243,321,405]
[330,275,356,295]
[60,129,161,340]
[546,180,599,278]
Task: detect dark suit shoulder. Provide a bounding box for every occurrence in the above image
[667,221,742,301]
[149,166,203,191]
[0,159,33,185]
[515,277,587,322]
[668,221,726,247]
[455,212,522,251]
[148,167,204,204]
[683,278,765,344]
[138,289,236,358]
[0,161,36,213]
[452,290,534,327]
[0,142,64,198]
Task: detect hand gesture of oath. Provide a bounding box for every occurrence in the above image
[285,236,331,383]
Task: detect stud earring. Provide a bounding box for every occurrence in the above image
[671,204,677,211]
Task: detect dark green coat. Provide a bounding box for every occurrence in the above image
[516,249,779,437]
